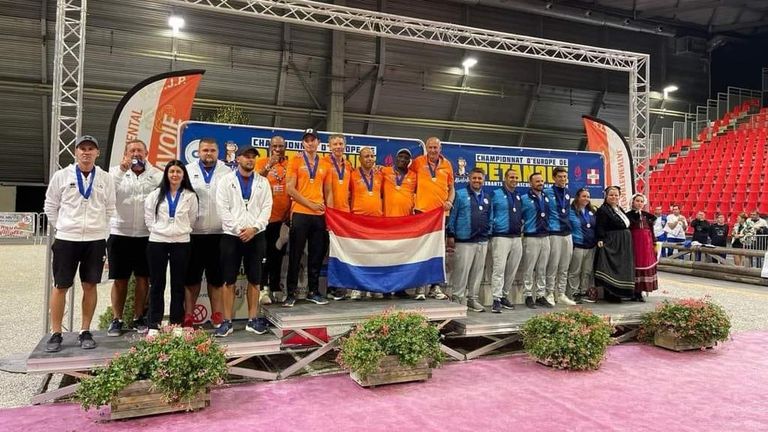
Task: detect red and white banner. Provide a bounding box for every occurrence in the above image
[107,70,205,169]
[582,115,635,208]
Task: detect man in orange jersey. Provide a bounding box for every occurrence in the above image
[284,129,334,307]
[323,133,352,301]
[255,136,290,305]
[382,148,416,217]
[410,137,454,300]
[347,146,384,300]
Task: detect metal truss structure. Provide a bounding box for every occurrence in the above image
[46,0,650,330]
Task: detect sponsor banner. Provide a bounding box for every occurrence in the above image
[582,115,635,208]
[107,70,205,170]
[178,122,424,168]
[0,212,36,239]
[441,142,605,196]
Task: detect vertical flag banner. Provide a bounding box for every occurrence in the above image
[582,115,635,208]
[326,208,446,292]
[106,70,205,169]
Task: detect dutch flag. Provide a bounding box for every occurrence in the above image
[326,208,446,293]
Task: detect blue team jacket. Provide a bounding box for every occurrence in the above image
[490,186,523,237]
[569,205,597,248]
[544,185,572,235]
[521,189,549,237]
[447,185,492,242]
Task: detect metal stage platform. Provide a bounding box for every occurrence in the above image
[442,297,662,360]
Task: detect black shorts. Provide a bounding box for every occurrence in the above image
[185,234,225,286]
[52,239,107,288]
[107,235,150,279]
[220,233,266,285]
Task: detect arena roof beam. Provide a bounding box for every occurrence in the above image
[365,0,386,135]
[273,23,291,127]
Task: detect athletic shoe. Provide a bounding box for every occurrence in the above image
[466,298,486,313]
[210,312,224,329]
[45,332,63,353]
[326,290,345,301]
[536,297,554,308]
[260,287,273,305]
[525,296,537,309]
[414,287,426,301]
[350,290,362,300]
[573,294,584,304]
[546,293,556,305]
[182,313,194,328]
[246,319,268,335]
[372,292,384,299]
[107,319,123,337]
[500,298,515,310]
[214,320,233,337]
[582,294,597,303]
[306,293,329,305]
[78,331,97,350]
[491,299,502,314]
[557,294,577,306]
[428,285,448,300]
[283,295,296,308]
[131,317,149,334]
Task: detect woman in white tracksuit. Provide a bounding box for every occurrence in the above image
[144,160,198,329]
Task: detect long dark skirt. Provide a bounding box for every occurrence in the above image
[594,229,635,299]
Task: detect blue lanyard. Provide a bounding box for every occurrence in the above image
[331,156,346,181]
[529,190,547,218]
[75,165,94,200]
[302,152,319,182]
[165,189,182,219]
[555,187,568,213]
[580,207,592,228]
[427,157,441,180]
[503,187,518,229]
[395,169,406,187]
[236,171,253,202]
[359,167,374,192]
[199,161,214,185]
[472,189,484,208]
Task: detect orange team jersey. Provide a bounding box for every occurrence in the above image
[349,167,384,216]
[286,153,332,216]
[255,157,290,223]
[381,166,416,217]
[411,155,454,213]
[324,154,352,212]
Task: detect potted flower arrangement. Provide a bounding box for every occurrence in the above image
[337,310,444,387]
[521,308,614,370]
[639,298,731,351]
[76,326,228,420]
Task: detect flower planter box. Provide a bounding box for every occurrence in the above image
[109,380,210,420]
[350,355,432,388]
[653,332,715,352]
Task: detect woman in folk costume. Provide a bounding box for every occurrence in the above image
[625,193,658,302]
[594,186,635,302]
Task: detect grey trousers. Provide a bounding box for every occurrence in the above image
[450,242,488,301]
[546,234,573,296]
[490,236,523,300]
[522,236,550,298]
[567,246,595,296]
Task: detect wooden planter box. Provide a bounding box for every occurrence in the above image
[109,380,210,420]
[350,355,432,388]
[653,331,715,352]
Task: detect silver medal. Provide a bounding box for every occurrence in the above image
[540,212,546,217]
[586,223,591,228]
[479,205,483,211]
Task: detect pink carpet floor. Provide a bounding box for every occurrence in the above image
[3,331,768,432]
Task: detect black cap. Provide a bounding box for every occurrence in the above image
[302,128,319,140]
[236,146,259,157]
[75,135,99,148]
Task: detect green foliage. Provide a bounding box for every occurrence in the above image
[337,310,444,379]
[98,276,136,330]
[638,298,731,346]
[76,327,228,410]
[200,104,250,125]
[522,308,614,371]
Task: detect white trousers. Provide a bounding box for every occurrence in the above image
[450,242,488,301]
[490,236,523,300]
[522,236,550,298]
[546,234,573,296]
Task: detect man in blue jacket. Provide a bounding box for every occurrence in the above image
[520,172,553,309]
[489,168,523,313]
[447,168,492,312]
[544,167,576,306]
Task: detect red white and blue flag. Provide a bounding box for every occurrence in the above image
[326,208,446,293]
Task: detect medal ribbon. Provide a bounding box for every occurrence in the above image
[75,165,95,200]
[199,161,214,185]
[359,167,374,193]
[165,189,182,218]
[302,152,319,182]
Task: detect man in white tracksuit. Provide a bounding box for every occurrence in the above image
[43,135,116,352]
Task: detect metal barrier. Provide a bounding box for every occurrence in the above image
[744,234,768,268]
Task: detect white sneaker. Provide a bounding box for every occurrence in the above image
[350,290,362,300]
[428,285,448,300]
[259,287,272,305]
[372,292,384,299]
[546,293,556,305]
[557,294,577,306]
[414,287,426,301]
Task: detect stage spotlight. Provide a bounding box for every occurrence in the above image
[545,2,553,10]
[462,57,477,74]
[169,15,185,36]
[663,85,679,99]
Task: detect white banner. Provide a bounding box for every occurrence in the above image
[583,115,635,208]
